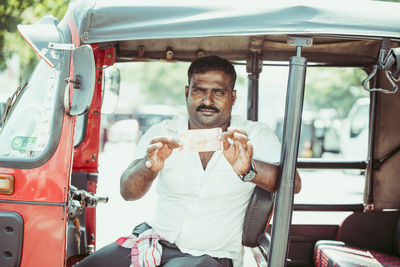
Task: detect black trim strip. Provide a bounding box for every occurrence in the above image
[297,159,367,169]
[0,199,66,207]
[88,173,98,182]
[290,236,328,242]
[294,204,364,212]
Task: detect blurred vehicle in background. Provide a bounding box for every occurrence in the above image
[101,105,179,148]
[275,108,342,158]
[313,108,341,156]
[99,113,136,151]
[107,119,140,143]
[340,97,370,160]
[275,111,323,158]
[136,105,180,139]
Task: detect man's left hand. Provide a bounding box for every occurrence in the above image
[219,127,253,175]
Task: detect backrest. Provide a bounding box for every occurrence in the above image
[373,76,400,210]
[242,186,274,247]
[338,211,400,255]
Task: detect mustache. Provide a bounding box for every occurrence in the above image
[196,104,220,113]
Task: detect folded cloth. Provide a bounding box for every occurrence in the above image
[116,228,164,267]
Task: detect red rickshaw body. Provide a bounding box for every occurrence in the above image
[0,11,110,266]
[0,107,74,266]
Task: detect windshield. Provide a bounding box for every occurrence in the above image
[0,61,60,160]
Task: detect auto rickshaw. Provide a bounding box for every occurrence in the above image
[1,1,400,266]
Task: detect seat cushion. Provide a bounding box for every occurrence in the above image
[315,240,400,267]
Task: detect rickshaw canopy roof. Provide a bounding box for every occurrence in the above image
[71,0,400,43]
[67,0,400,65]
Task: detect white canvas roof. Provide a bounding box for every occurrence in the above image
[70,0,400,44]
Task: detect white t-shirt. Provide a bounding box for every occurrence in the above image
[133,114,281,265]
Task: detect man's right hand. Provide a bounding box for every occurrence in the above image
[145,136,180,172]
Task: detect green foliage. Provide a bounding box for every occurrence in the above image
[305,68,369,117]
[304,0,399,116]
[119,62,189,105]
[0,0,68,79]
[0,0,33,71]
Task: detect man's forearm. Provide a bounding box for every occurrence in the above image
[251,160,302,194]
[294,172,301,194]
[120,158,158,200]
[252,160,279,192]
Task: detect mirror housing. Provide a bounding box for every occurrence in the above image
[101,67,120,114]
[65,45,96,116]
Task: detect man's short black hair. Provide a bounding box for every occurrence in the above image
[188,55,236,89]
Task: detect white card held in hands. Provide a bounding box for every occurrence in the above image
[178,128,222,152]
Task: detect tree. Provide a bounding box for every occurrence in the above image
[0,0,34,71]
[304,0,400,117]
[304,68,369,117]
[121,62,189,106]
[0,0,68,80]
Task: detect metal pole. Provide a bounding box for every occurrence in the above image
[247,53,260,121]
[268,52,307,267]
[247,73,259,121]
[365,90,376,208]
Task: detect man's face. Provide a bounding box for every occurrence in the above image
[185,70,236,130]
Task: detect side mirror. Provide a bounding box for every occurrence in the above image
[101,67,120,114]
[65,45,96,116]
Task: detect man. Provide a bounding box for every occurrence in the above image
[75,55,301,267]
